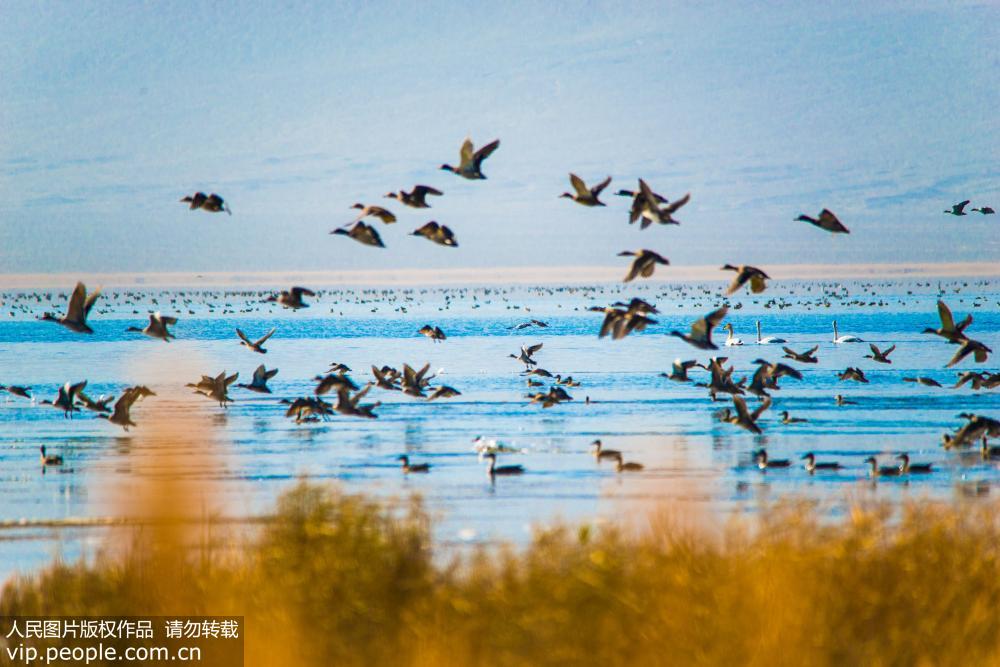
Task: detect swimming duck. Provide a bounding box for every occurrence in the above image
[181,192,231,215]
[669,307,728,350]
[835,394,857,406]
[441,138,500,180]
[560,174,612,207]
[331,221,386,247]
[39,282,101,334]
[754,321,786,344]
[723,323,743,346]
[832,321,863,343]
[484,452,524,477]
[865,456,902,477]
[39,446,63,466]
[922,300,971,344]
[418,325,446,342]
[266,286,315,310]
[781,411,808,424]
[397,455,431,473]
[801,453,841,473]
[237,365,278,393]
[754,448,791,470]
[612,452,644,472]
[554,375,580,387]
[782,345,819,364]
[618,249,669,282]
[411,221,458,247]
[351,203,397,224]
[590,439,622,462]
[796,209,850,233]
[864,343,895,364]
[384,185,443,208]
[722,264,770,295]
[236,327,276,354]
[896,453,932,474]
[944,200,969,216]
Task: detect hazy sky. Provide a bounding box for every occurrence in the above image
[1,1,997,275]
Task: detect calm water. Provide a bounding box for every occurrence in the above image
[0,278,998,578]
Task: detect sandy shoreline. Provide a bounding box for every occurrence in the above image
[0,262,996,290]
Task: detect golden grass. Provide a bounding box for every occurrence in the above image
[4,485,1000,666]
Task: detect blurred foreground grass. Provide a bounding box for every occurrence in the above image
[3,481,1000,666]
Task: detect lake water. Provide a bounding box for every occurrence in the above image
[0,277,998,579]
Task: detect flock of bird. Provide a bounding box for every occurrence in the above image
[4,136,998,484]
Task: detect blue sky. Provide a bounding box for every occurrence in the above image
[0,1,997,274]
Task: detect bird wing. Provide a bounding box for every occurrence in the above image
[65,282,87,321]
[158,314,178,325]
[749,272,767,294]
[569,173,590,198]
[472,139,500,166]
[623,258,643,283]
[255,328,276,346]
[458,138,475,169]
[884,344,896,356]
[526,343,543,355]
[591,176,612,196]
[955,200,970,213]
[725,270,747,296]
[732,395,752,421]
[692,307,728,341]
[292,287,316,298]
[252,365,267,383]
[414,185,444,197]
[664,192,690,214]
[83,287,102,317]
[751,397,773,421]
[805,345,819,356]
[236,328,252,345]
[937,300,955,331]
[869,343,881,356]
[225,372,239,387]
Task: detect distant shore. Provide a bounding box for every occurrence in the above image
[0,262,996,290]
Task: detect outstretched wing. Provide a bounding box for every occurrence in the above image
[256,327,277,346]
[569,173,590,198]
[458,138,475,170]
[664,192,690,214]
[472,139,500,166]
[236,328,252,345]
[937,300,955,331]
[591,176,612,196]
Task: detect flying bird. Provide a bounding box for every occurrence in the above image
[796,209,850,234]
[944,200,970,216]
[237,327,276,354]
[266,287,315,310]
[384,185,443,208]
[441,138,500,180]
[670,307,728,350]
[181,192,231,215]
[411,222,458,247]
[618,249,669,282]
[127,312,177,342]
[722,264,770,295]
[331,221,386,248]
[39,282,101,334]
[560,173,612,207]
[351,203,397,224]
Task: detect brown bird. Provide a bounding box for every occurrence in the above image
[864,343,896,364]
[618,249,669,282]
[181,192,231,215]
[782,345,819,364]
[384,185,443,208]
[903,376,942,388]
[397,455,431,473]
[669,307,728,350]
[331,221,385,248]
[440,138,500,180]
[236,327,276,354]
[947,338,992,367]
[722,264,770,295]
[560,174,612,206]
[266,286,315,310]
[351,203,396,224]
[418,325,446,342]
[630,180,689,227]
[838,367,869,383]
[411,221,458,247]
[39,282,101,334]
[796,209,849,233]
[923,300,971,344]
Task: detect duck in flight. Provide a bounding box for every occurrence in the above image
[971,206,995,214]
[331,221,385,248]
[560,174,612,207]
[510,343,543,368]
[944,200,970,216]
[838,367,869,383]
[722,264,770,295]
[237,327,276,354]
[670,307,728,350]
[351,203,397,224]
[39,282,101,334]
[796,209,850,234]
[97,386,154,431]
[411,221,458,247]
[40,381,87,418]
[782,345,819,363]
[618,249,669,282]
[181,192,231,215]
[662,359,698,382]
[864,343,895,364]
[384,185,443,208]
[418,325,447,342]
[947,338,992,367]
[0,385,32,400]
[923,300,971,344]
[510,319,548,330]
[127,312,177,342]
[441,138,500,180]
[902,376,942,388]
[721,396,771,434]
[627,180,689,227]
[237,365,278,393]
[266,286,315,310]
